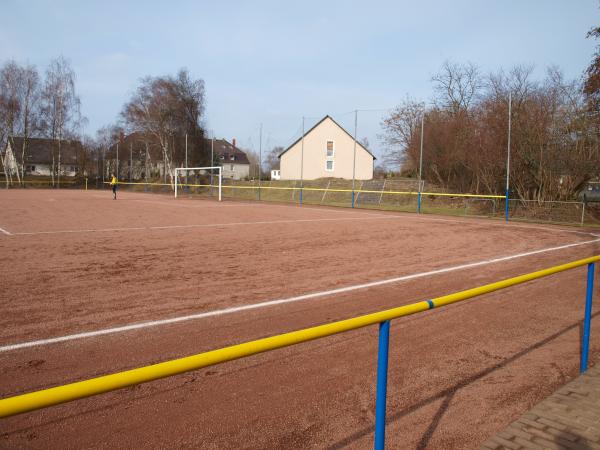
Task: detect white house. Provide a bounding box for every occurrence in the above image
[3,136,81,179]
[278,115,375,180]
[213,139,250,180]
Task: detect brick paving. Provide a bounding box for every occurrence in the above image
[479,364,600,449]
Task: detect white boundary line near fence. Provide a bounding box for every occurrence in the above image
[2,236,600,353]
[0,226,12,236]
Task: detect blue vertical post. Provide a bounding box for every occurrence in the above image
[299,188,303,205]
[581,262,595,374]
[417,192,422,214]
[374,320,391,450]
[352,191,355,208]
[504,189,510,222]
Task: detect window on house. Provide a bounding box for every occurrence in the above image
[220,155,225,160]
[230,155,235,160]
[230,164,234,171]
[326,160,334,171]
[326,141,334,157]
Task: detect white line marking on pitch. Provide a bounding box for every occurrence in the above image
[2,236,599,353]
[61,193,600,237]
[9,215,396,236]
[0,226,12,236]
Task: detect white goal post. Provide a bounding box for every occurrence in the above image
[174,166,222,201]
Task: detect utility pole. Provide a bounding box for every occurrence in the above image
[418,113,424,213]
[211,131,214,196]
[185,133,188,187]
[300,117,305,205]
[505,91,512,222]
[258,123,262,201]
[102,147,105,185]
[57,91,62,189]
[351,110,358,208]
[144,142,149,192]
[129,142,132,182]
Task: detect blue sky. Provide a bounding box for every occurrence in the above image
[1,0,598,163]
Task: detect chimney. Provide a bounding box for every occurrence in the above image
[232,138,236,148]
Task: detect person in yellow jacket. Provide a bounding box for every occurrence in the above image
[110,174,118,200]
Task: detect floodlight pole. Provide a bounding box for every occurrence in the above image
[129,142,132,182]
[185,133,188,187]
[352,110,358,208]
[211,131,214,197]
[300,117,304,205]
[418,113,424,214]
[258,123,262,201]
[116,143,119,181]
[102,147,105,185]
[505,91,512,222]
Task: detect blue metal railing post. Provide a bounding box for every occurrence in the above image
[581,262,595,374]
[417,192,422,214]
[352,191,355,208]
[374,320,391,450]
[504,189,510,222]
[299,188,303,205]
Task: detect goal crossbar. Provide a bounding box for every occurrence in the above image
[174,166,222,201]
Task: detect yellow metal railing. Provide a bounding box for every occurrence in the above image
[105,180,504,199]
[1,255,598,429]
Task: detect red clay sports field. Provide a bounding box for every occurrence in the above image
[1,189,599,449]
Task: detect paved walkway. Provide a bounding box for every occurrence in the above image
[479,364,600,450]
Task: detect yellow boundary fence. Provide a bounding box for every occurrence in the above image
[0,255,597,429]
[106,181,504,199]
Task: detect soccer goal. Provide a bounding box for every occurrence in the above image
[174,166,222,201]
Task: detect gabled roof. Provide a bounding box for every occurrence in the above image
[105,133,251,165]
[278,115,376,160]
[210,139,250,165]
[7,136,81,164]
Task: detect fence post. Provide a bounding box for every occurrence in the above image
[378,179,386,205]
[374,320,391,450]
[504,189,510,222]
[85,178,88,191]
[581,201,586,227]
[581,262,595,374]
[417,192,422,214]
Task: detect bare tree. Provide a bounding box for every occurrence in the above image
[0,61,23,184]
[382,61,600,201]
[121,69,206,185]
[0,61,42,185]
[380,98,424,171]
[264,146,284,173]
[40,56,83,186]
[584,26,600,111]
[432,61,482,115]
[18,65,40,183]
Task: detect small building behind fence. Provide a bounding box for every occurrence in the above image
[212,138,250,180]
[278,115,376,181]
[2,136,82,182]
